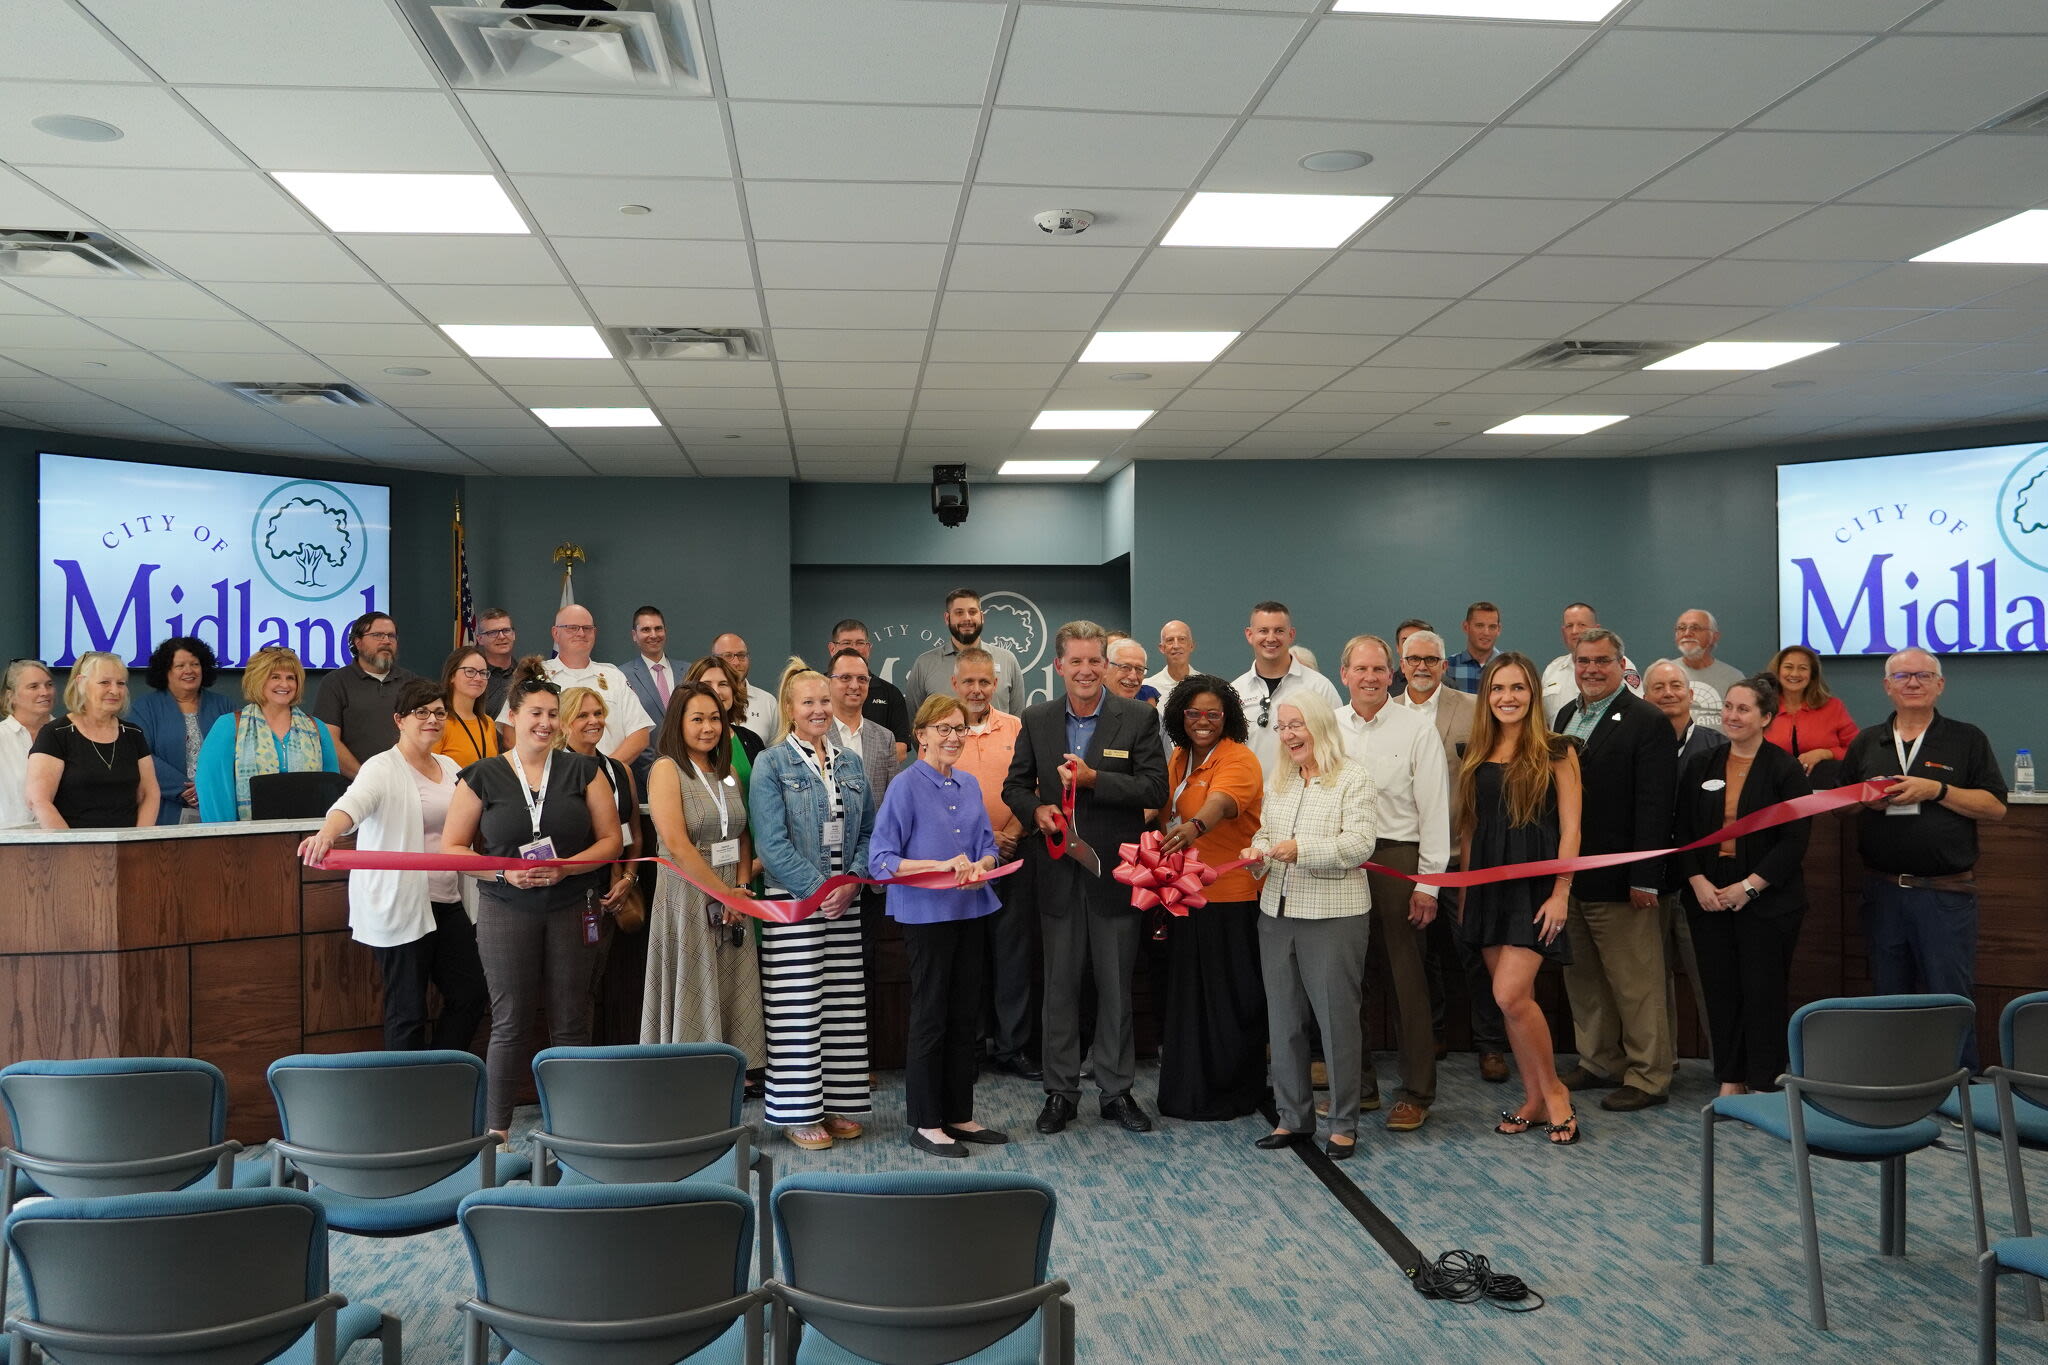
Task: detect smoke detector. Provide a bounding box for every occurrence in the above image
[406,0,710,95]
[0,229,168,281]
[606,325,762,360]
[1033,209,1094,236]
[221,382,379,409]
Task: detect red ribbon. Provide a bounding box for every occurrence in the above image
[1112,830,1219,916]
[319,849,1020,925]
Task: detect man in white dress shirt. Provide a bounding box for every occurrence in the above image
[1145,620,1196,696]
[1232,600,1340,773]
[1335,635,1451,1132]
[1542,602,1639,727]
[500,604,653,766]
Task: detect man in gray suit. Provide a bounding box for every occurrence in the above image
[1004,620,1168,1137]
[618,605,673,788]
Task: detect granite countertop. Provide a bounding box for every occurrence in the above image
[0,817,327,845]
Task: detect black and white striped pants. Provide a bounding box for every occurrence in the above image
[758,901,871,1127]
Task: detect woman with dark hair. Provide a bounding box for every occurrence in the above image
[1,659,57,830]
[1677,673,1812,1097]
[194,646,339,822]
[688,655,763,769]
[297,677,487,1051]
[131,636,233,825]
[642,681,765,1057]
[1763,645,1858,780]
[1457,651,1583,1146]
[436,645,503,769]
[1156,673,1268,1121]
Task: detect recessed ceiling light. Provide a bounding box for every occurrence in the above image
[532,407,660,428]
[1161,192,1393,249]
[1079,331,1239,364]
[1484,414,1628,436]
[1000,459,1099,476]
[1331,0,1624,19]
[32,114,123,142]
[440,324,610,359]
[382,365,431,377]
[1108,371,1152,382]
[1646,341,1836,371]
[618,203,653,216]
[1911,210,2048,264]
[272,172,528,235]
[1032,410,1154,431]
[1298,150,1373,173]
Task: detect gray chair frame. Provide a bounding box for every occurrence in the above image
[463,1289,771,1365]
[766,1281,1074,1365]
[271,1133,499,1207]
[8,1293,352,1365]
[1976,1061,2048,1362]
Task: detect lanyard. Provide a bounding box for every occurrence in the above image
[691,757,732,840]
[452,710,493,760]
[1893,723,1928,778]
[509,750,553,839]
[1173,744,1217,811]
[790,735,838,810]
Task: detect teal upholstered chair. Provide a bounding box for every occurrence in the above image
[1973,993,2048,1359]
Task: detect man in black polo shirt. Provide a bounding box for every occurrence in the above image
[311,611,422,777]
[1838,647,2007,1068]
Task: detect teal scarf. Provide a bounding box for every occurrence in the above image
[233,704,324,819]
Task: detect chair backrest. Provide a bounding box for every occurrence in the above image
[460,1181,753,1365]
[4,1188,328,1365]
[773,1172,1057,1365]
[2002,992,2048,1109]
[249,770,351,821]
[1790,994,1974,1127]
[0,1058,228,1197]
[268,1050,486,1198]
[533,1044,745,1184]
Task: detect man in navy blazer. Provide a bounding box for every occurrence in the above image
[619,605,674,788]
[1004,620,1168,1137]
[1552,629,1679,1113]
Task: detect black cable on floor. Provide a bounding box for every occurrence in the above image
[1411,1248,1545,1312]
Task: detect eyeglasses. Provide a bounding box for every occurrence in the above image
[455,666,489,679]
[1887,670,1938,685]
[1274,720,1307,734]
[408,706,448,720]
[556,624,595,635]
[829,673,869,685]
[1182,708,1224,723]
[925,723,969,737]
[717,650,750,662]
[1107,661,1146,675]
[478,627,514,639]
[1401,655,1442,667]
[360,630,397,641]
[1576,654,1618,667]
[831,639,868,650]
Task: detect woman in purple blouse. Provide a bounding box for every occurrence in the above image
[868,693,1005,1158]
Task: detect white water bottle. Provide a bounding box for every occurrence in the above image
[2018,749,2035,797]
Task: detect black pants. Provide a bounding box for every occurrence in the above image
[1689,896,1804,1090]
[370,902,489,1053]
[902,916,989,1129]
[1158,899,1267,1120]
[1425,886,1507,1052]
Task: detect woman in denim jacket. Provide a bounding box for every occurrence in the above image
[750,657,877,1151]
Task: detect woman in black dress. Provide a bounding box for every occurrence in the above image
[1456,652,1583,1146]
[26,650,159,830]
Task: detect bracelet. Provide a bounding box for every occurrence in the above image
[1188,816,1208,835]
[1937,782,1950,803]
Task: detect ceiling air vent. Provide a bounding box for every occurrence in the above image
[1508,340,1682,372]
[608,326,763,361]
[406,0,710,96]
[0,229,169,281]
[221,382,379,409]
[1986,92,2048,132]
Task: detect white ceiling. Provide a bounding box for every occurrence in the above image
[0,0,2046,481]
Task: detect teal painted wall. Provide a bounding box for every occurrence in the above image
[789,482,1108,567]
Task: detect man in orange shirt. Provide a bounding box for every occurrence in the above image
[951,647,1037,1079]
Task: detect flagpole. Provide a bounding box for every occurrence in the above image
[451,498,463,648]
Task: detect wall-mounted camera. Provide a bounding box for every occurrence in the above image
[931,464,969,528]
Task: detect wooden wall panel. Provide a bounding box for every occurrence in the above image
[301,880,349,934]
[127,834,300,946]
[0,845,120,953]
[116,948,190,1057]
[303,1026,383,1054]
[190,937,300,1142]
[303,930,382,1035]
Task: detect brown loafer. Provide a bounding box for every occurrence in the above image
[1599,1085,1669,1112]
[1385,1100,1428,1132]
[1559,1066,1620,1091]
[1479,1052,1510,1084]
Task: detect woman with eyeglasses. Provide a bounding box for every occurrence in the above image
[297,677,488,1051]
[436,646,503,768]
[195,646,340,823]
[869,694,1005,1157]
[28,651,160,830]
[131,636,233,825]
[441,657,624,1141]
[1,659,58,830]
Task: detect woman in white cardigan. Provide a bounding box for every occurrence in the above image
[298,677,487,1051]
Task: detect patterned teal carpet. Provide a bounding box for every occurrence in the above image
[9,1057,2045,1362]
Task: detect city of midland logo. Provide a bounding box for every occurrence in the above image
[1998,445,2048,574]
[978,590,1047,672]
[250,479,370,602]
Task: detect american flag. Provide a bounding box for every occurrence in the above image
[453,501,476,647]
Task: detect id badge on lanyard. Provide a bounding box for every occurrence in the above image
[1887,727,1927,817]
[513,751,558,860]
[793,737,844,847]
[695,761,741,868]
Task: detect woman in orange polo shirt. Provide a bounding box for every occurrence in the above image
[1156,674,1267,1121]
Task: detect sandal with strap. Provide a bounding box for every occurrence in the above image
[1494,1111,1540,1135]
[1545,1111,1582,1146]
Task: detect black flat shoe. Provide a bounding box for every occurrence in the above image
[989,1055,1043,1081]
[909,1130,968,1159]
[1325,1138,1357,1161]
[1100,1094,1154,1133]
[1254,1130,1308,1150]
[943,1125,1010,1145]
[1035,1094,1077,1135]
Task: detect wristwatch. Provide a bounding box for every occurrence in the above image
[1742,881,1761,903]
[1936,782,1951,804]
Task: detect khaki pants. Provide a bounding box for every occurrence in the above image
[1562,895,1673,1095]
[1660,891,1713,1062]
[1359,842,1435,1108]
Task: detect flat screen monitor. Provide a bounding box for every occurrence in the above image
[39,452,393,670]
[1777,440,2048,656]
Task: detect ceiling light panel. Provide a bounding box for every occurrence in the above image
[1645,341,1838,370]
[531,407,661,428]
[1000,460,1100,476]
[1162,192,1393,249]
[1032,409,1154,430]
[271,172,528,234]
[1330,1,1624,21]
[440,324,611,359]
[1484,414,1628,435]
[1078,332,1240,364]
[1911,210,2048,264]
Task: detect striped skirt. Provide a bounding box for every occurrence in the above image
[758,899,871,1127]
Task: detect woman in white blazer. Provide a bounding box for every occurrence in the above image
[298,677,488,1051]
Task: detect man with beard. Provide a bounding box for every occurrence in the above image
[1673,608,1744,731]
[312,611,422,776]
[902,588,1025,717]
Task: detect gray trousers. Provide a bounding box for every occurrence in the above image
[476,896,600,1131]
[985,861,1040,1063]
[1040,860,1141,1101]
[1262,912,1371,1138]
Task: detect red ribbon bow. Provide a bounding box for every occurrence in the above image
[1113,830,1220,916]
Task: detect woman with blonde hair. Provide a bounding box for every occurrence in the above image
[749,657,876,1151]
[555,685,644,914]
[1,658,58,829]
[27,651,159,829]
[1456,651,1584,1146]
[194,646,339,822]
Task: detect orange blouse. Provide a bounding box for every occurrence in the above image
[1166,738,1265,904]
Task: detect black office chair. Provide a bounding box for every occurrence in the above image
[249,770,351,820]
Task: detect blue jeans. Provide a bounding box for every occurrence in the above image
[1861,878,1979,1071]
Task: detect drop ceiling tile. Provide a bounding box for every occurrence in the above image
[341,235,566,285]
[1225,333,1395,366]
[163,351,345,381]
[1471,256,1704,303]
[913,391,1041,415]
[93,317,298,352]
[1307,251,1518,299]
[1580,302,1781,339]
[1258,295,1449,334]
[777,362,923,388]
[1754,37,2048,132]
[461,93,731,178]
[928,331,1087,362]
[712,0,1004,104]
[510,176,745,241]
[0,166,99,230]
[1260,18,1585,124]
[1637,132,1944,202]
[1366,336,1551,369]
[957,185,1184,247]
[477,357,631,385]
[1904,0,2048,31]
[1263,409,1404,431]
[1619,0,1923,30]
[1414,299,1613,338]
[1847,141,2048,214]
[265,321,457,356]
[744,181,963,244]
[998,7,1303,116]
[7,279,243,320]
[766,290,936,329]
[1226,432,1346,453]
[200,282,412,324]
[1455,370,1604,395]
[1864,310,2042,344]
[1729,307,1931,341]
[936,291,1110,330]
[1425,128,1715,200]
[1809,263,2045,308]
[1576,369,1736,395]
[1769,340,1981,372]
[1510,31,1864,129]
[637,372,780,396]
[392,284,589,325]
[0,377,94,403]
[1101,293,1293,330]
[731,103,979,182]
[20,169,313,232]
[184,89,489,172]
[24,350,191,379]
[551,238,755,289]
[0,83,241,170]
[920,362,1066,388]
[84,0,437,84]
[1162,388,1304,413]
[377,387,516,411]
[320,357,487,388]
[123,232,377,284]
[1357,197,1603,255]
[1197,362,1349,388]
[1204,120,1475,196]
[1731,206,2016,262]
[581,287,763,327]
[975,110,1233,190]
[944,245,1141,293]
[782,388,914,411]
[1644,260,1880,306]
[1547,201,1808,257]
[5,0,153,79]
[1125,248,1327,295]
[755,242,946,292]
[493,385,643,409]
[766,330,926,362]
